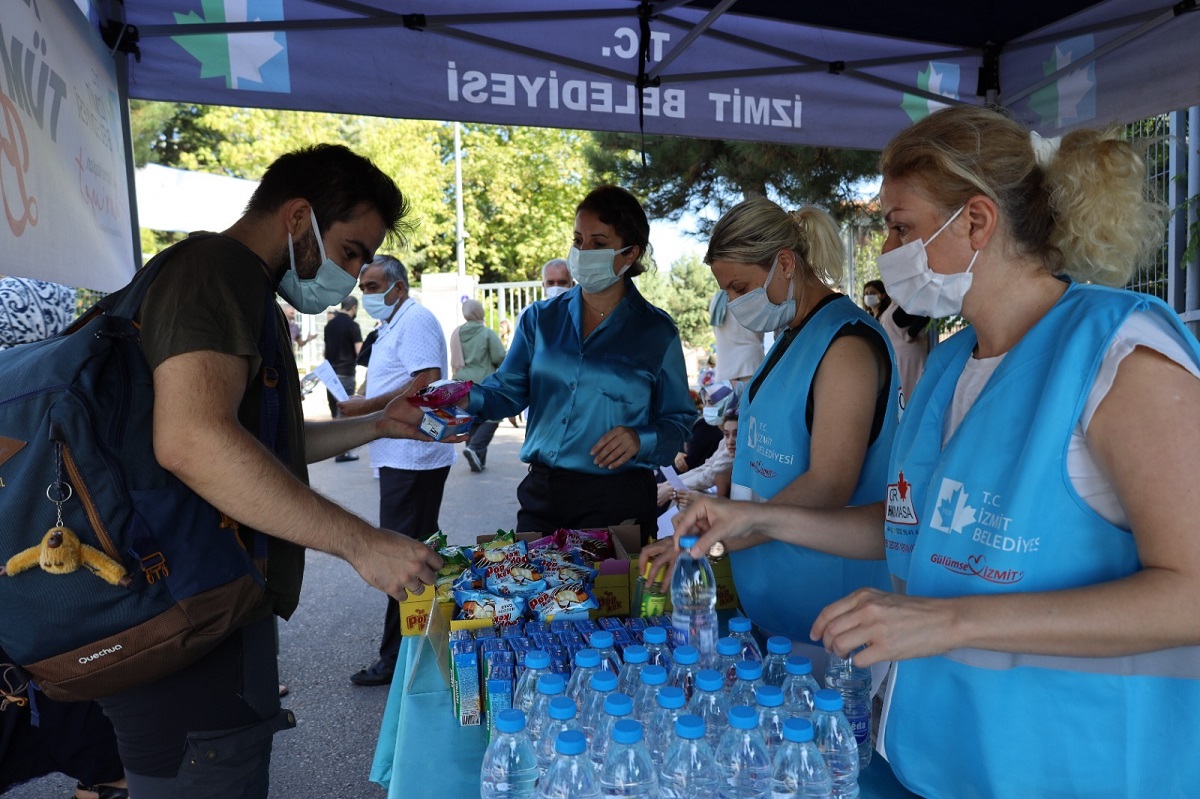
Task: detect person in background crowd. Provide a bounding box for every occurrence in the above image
[671,105,1200,798]
[281,302,317,354]
[461,185,694,542]
[540,257,573,298]
[862,278,930,406]
[709,287,765,383]
[451,298,506,472]
[657,384,741,510]
[324,296,363,462]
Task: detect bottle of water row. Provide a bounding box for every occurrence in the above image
[631,664,669,727]
[659,714,717,799]
[687,669,730,751]
[527,674,566,744]
[671,536,718,665]
[580,671,619,740]
[730,659,765,710]
[716,704,772,799]
[591,692,634,769]
[538,730,600,799]
[589,630,624,674]
[755,685,787,755]
[481,709,538,799]
[536,697,582,782]
[513,649,552,716]
[598,719,658,798]
[761,636,792,687]
[715,637,743,691]
[668,644,703,702]
[646,686,687,766]
[567,649,602,706]
[781,656,820,720]
[812,689,859,799]
[823,654,872,768]
[772,717,833,799]
[727,615,762,661]
[641,626,674,672]
[618,644,650,698]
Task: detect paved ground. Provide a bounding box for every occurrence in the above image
[6,394,527,798]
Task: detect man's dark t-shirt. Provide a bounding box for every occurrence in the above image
[324,311,362,377]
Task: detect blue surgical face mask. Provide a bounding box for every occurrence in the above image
[567,245,633,294]
[727,254,796,333]
[277,208,358,314]
[362,281,401,320]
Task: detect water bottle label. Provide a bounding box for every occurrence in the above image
[847,712,869,743]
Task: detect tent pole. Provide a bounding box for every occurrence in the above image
[100,0,143,270]
[1186,106,1200,336]
[455,122,466,280]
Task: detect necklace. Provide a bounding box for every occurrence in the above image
[582,295,620,317]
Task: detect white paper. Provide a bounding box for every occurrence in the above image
[312,360,349,402]
[660,465,689,493]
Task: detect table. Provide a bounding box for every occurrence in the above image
[371,634,921,798]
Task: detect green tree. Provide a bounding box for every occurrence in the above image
[634,254,716,351]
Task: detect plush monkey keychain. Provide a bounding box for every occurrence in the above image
[1,525,131,587]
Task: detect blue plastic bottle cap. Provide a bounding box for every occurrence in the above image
[623,645,649,664]
[783,717,814,743]
[548,696,577,720]
[755,685,783,707]
[555,729,587,756]
[591,671,619,692]
[675,714,706,740]
[657,686,686,709]
[591,630,614,649]
[537,673,566,695]
[785,655,813,676]
[736,660,763,680]
[716,637,740,656]
[679,535,699,549]
[767,636,791,655]
[728,616,752,633]
[695,669,723,692]
[640,664,667,685]
[575,648,600,668]
[674,645,699,665]
[605,692,634,716]
[613,718,643,745]
[814,688,844,712]
[728,704,759,730]
[495,708,526,734]
[525,649,551,670]
[643,627,668,644]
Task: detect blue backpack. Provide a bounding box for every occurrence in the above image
[0,235,286,702]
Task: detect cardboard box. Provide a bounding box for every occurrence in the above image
[397,592,454,637]
[419,406,472,441]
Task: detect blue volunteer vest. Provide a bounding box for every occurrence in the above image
[730,295,897,641]
[881,283,1200,798]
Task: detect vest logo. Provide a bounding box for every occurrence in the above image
[746,415,759,450]
[931,478,976,534]
[885,471,918,525]
[931,552,1023,585]
[749,460,777,479]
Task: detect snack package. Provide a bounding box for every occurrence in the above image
[453,589,526,626]
[554,528,614,564]
[420,406,472,441]
[526,582,599,622]
[483,562,547,597]
[407,379,473,408]
[538,561,598,587]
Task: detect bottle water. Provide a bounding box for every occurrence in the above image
[727,616,762,662]
[630,664,668,727]
[591,692,634,769]
[589,631,623,674]
[617,645,650,697]
[599,719,658,799]
[729,659,765,710]
[645,685,687,766]
[714,705,772,799]
[536,696,583,781]
[812,689,859,799]
[567,649,602,706]
[670,536,718,665]
[761,636,792,687]
[659,714,718,799]
[641,626,674,672]
[715,637,743,692]
[526,673,566,745]
[772,717,832,799]
[580,671,619,741]
[823,655,872,768]
[513,649,552,716]
[754,685,787,756]
[538,729,600,799]
[780,656,820,720]
[668,644,702,702]
[480,708,539,799]
[687,669,730,751]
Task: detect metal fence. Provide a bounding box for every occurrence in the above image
[1127,114,1173,300]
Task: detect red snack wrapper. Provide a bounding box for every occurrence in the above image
[407,379,473,409]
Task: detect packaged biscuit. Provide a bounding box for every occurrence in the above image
[453,590,525,626]
[526,582,599,622]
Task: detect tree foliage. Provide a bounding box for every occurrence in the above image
[636,253,716,351]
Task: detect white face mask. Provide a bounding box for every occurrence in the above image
[727,254,796,333]
[362,281,400,320]
[876,205,978,318]
[278,208,358,314]
[863,294,880,308]
[545,285,570,299]
[568,245,632,294]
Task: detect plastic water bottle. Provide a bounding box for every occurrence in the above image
[729,659,765,710]
[538,729,601,799]
[780,656,821,720]
[687,669,730,751]
[667,644,702,702]
[727,616,762,662]
[567,649,602,706]
[631,664,668,726]
[714,705,772,799]
[513,649,553,716]
[761,637,792,687]
[536,696,583,781]
[589,631,623,674]
[580,671,619,741]
[812,689,859,799]
[823,655,872,768]
[591,692,634,769]
[645,685,687,766]
[480,708,539,799]
[599,719,658,799]
[659,714,718,799]
[641,626,674,671]
[715,637,743,691]
[755,685,787,756]
[671,536,718,665]
[772,717,832,799]
[526,673,566,745]
[617,644,650,697]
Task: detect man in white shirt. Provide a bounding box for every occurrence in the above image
[339,255,455,685]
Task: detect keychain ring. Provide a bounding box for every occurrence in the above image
[46,482,73,504]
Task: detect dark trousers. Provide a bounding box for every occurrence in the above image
[378,465,451,661]
[465,419,500,465]
[516,464,657,544]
